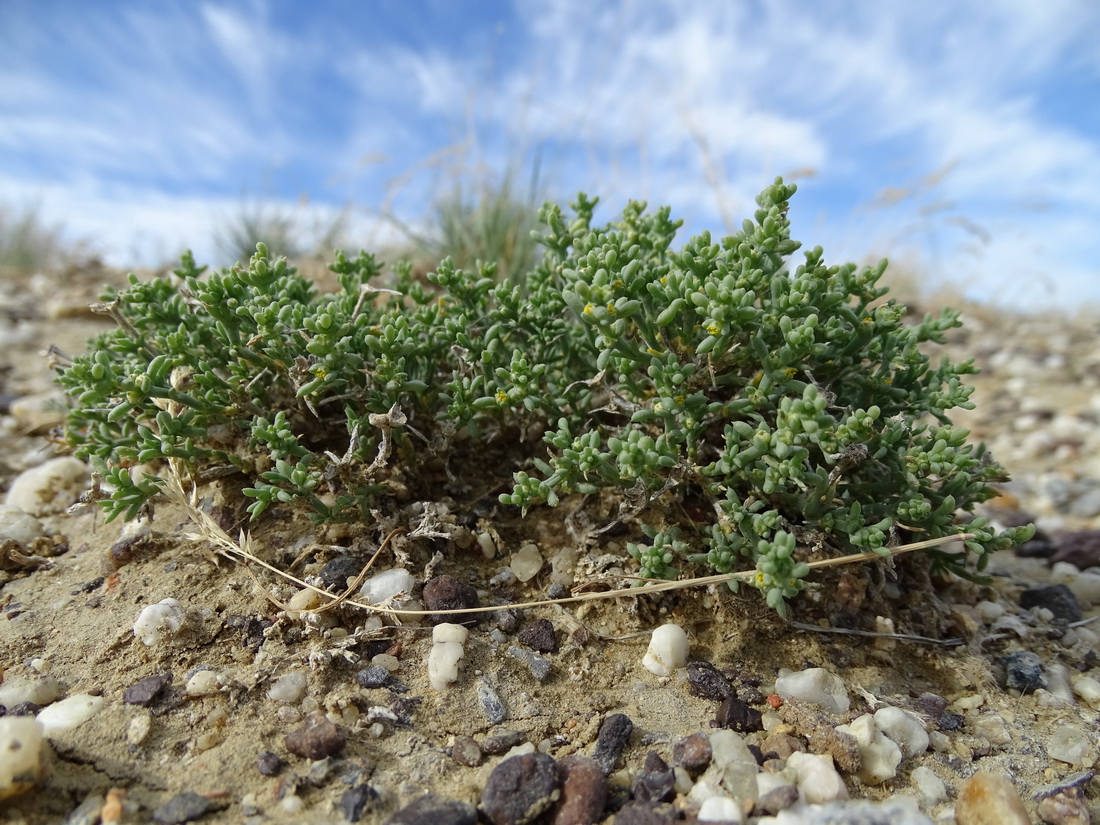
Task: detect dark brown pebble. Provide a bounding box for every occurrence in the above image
[630,751,675,803]
[552,755,607,825]
[318,555,363,590]
[753,783,799,816]
[284,711,346,760]
[152,791,224,824]
[913,692,948,720]
[451,734,483,767]
[713,696,763,732]
[612,801,675,825]
[591,713,633,774]
[338,784,381,822]
[1050,528,1100,568]
[939,712,966,732]
[518,619,559,654]
[422,575,480,625]
[673,732,711,772]
[481,753,562,825]
[685,661,733,700]
[483,729,525,755]
[383,793,477,825]
[123,674,171,706]
[1020,584,1082,622]
[256,750,285,776]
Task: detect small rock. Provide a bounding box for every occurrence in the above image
[774,667,850,715]
[835,714,901,785]
[359,568,416,605]
[284,711,346,760]
[152,791,222,824]
[385,794,477,825]
[631,751,675,803]
[873,706,929,758]
[612,801,674,824]
[478,680,508,724]
[911,766,948,806]
[0,676,60,708]
[356,666,390,689]
[0,717,48,800]
[481,753,562,825]
[133,598,187,647]
[785,751,848,804]
[422,575,480,625]
[429,623,469,690]
[753,783,799,816]
[1072,676,1100,710]
[36,694,105,735]
[912,692,948,721]
[713,696,763,732]
[483,730,525,755]
[673,732,712,772]
[506,645,552,682]
[124,674,171,706]
[641,624,689,676]
[256,751,284,776]
[770,798,932,824]
[697,796,740,822]
[1037,787,1091,825]
[1003,650,1047,693]
[5,456,88,515]
[552,755,607,825]
[338,784,380,822]
[510,543,544,582]
[63,793,105,825]
[128,711,152,746]
[185,671,219,697]
[267,671,308,703]
[707,728,760,802]
[451,735,482,767]
[1020,585,1082,623]
[518,619,559,654]
[760,731,804,760]
[0,505,45,545]
[1051,529,1100,570]
[956,771,1031,825]
[685,661,734,701]
[591,713,633,774]
[1047,725,1095,766]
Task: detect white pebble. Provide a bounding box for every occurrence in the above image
[477,531,497,560]
[287,588,320,612]
[785,751,848,804]
[359,568,416,604]
[267,671,308,703]
[706,729,758,803]
[1051,563,1100,606]
[774,667,850,714]
[127,711,152,746]
[975,600,1006,622]
[0,505,45,545]
[1047,724,1095,766]
[0,676,60,709]
[642,623,689,676]
[698,795,742,823]
[0,717,47,800]
[510,543,544,582]
[5,456,88,515]
[428,623,468,690]
[1072,675,1100,710]
[836,714,902,785]
[133,598,186,646]
[873,706,929,758]
[371,654,400,672]
[185,671,220,697]
[36,694,105,735]
[910,765,948,806]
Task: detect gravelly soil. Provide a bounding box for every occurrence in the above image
[0,265,1098,824]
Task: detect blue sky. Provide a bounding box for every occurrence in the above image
[2,0,1099,310]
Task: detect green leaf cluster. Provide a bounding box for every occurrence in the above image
[56,179,1032,614]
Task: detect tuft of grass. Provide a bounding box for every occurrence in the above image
[215,197,351,268]
[0,202,88,272]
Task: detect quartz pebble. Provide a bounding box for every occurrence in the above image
[0,675,60,709]
[1071,675,1100,710]
[36,694,105,735]
[1046,724,1095,766]
[774,667,850,715]
[428,623,468,690]
[1036,788,1091,825]
[267,671,308,703]
[836,714,901,785]
[706,728,759,803]
[761,798,932,824]
[0,717,48,800]
[785,751,847,804]
[910,765,948,806]
[359,568,416,605]
[955,771,1030,825]
[697,795,741,823]
[133,598,186,647]
[642,623,689,676]
[5,456,88,515]
[872,706,929,758]
[0,504,45,545]
[510,543,544,582]
[185,671,219,697]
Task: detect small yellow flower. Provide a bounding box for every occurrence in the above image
[706,324,720,335]
[583,304,594,315]
[495,390,508,403]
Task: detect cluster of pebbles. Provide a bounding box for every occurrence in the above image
[0,272,1098,823]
